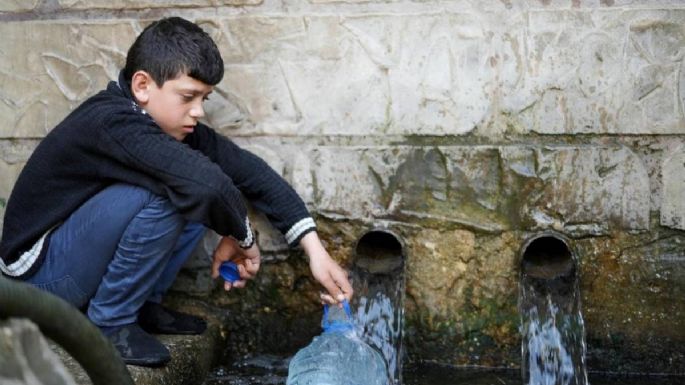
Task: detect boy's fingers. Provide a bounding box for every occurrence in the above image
[319,292,336,305]
[243,258,259,277]
[238,263,255,280]
[251,257,261,273]
[333,270,353,301]
[211,259,221,279]
[320,276,345,305]
[321,267,353,302]
[223,278,247,291]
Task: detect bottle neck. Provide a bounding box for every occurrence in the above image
[322,300,354,333]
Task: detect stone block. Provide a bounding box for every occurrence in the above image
[616,12,685,134]
[250,211,289,253]
[389,146,510,232]
[0,21,136,138]
[57,0,261,10]
[200,9,685,137]
[0,140,37,165]
[0,318,77,385]
[204,14,494,136]
[578,232,685,373]
[405,228,475,318]
[5,9,683,139]
[310,145,650,233]
[0,0,39,12]
[308,0,392,3]
[291,151,315,207]
[50,307,226,385]
[524,145,651,232]
[507,9,685,135]
[661,146,685,230]
[309,146,393,218]
[0,161,26,234]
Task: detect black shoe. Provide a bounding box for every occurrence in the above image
[138,301,207,335]
[100,323,170,367]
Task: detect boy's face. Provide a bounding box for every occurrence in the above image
[132,71,213,141]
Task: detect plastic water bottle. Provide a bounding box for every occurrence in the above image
[286,301,389,385]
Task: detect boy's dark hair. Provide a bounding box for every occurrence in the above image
[123,17,224,86]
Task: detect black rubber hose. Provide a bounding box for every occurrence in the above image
[0,275,134,385]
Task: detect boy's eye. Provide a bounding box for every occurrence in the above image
[181,94,209,102]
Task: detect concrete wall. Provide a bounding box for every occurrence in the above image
[1,0,684,374]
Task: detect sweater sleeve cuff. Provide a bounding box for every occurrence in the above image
[285,217,317,247]
[237,217,255,249]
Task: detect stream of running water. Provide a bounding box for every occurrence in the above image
[350,267,405,385]
[519,261,588,385]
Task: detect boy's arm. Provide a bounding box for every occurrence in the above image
[185,124,317,246]
[300,231,353,304]
[210,232,353,304]
[187,125,353,303]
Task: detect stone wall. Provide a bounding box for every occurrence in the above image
[1,0,684,374]
[0,318,77,385]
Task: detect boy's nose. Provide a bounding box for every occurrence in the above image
[190,103,205,119]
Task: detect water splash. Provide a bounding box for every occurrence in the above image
[520,275,589,385]
[350,260,405,385]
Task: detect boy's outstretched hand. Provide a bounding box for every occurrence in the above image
[300,231,354,305]
[211,236,261,291]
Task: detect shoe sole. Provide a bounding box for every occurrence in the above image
[123,356,171,367]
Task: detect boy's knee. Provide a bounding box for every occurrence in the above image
[105,183,158,205]
[103,184,180,222]
[108,183,172,206]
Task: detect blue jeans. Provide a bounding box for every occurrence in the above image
[25,184,206,327]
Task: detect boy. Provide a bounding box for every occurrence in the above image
[0,17,353,366]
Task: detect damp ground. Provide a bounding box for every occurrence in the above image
[201,354,685,385]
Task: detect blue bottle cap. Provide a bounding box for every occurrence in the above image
[322,300,355,333]
[219,261,240,283]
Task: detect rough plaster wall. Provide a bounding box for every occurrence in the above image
[0,1,683,232]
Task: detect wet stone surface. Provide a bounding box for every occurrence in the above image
[201,356,685,385]
[48,299,226,385]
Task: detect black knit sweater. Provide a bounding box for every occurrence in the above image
[0,72,315,278]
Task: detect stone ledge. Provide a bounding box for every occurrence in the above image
[51,299,226,385]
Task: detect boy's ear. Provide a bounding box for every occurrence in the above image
[130,70,155,105]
